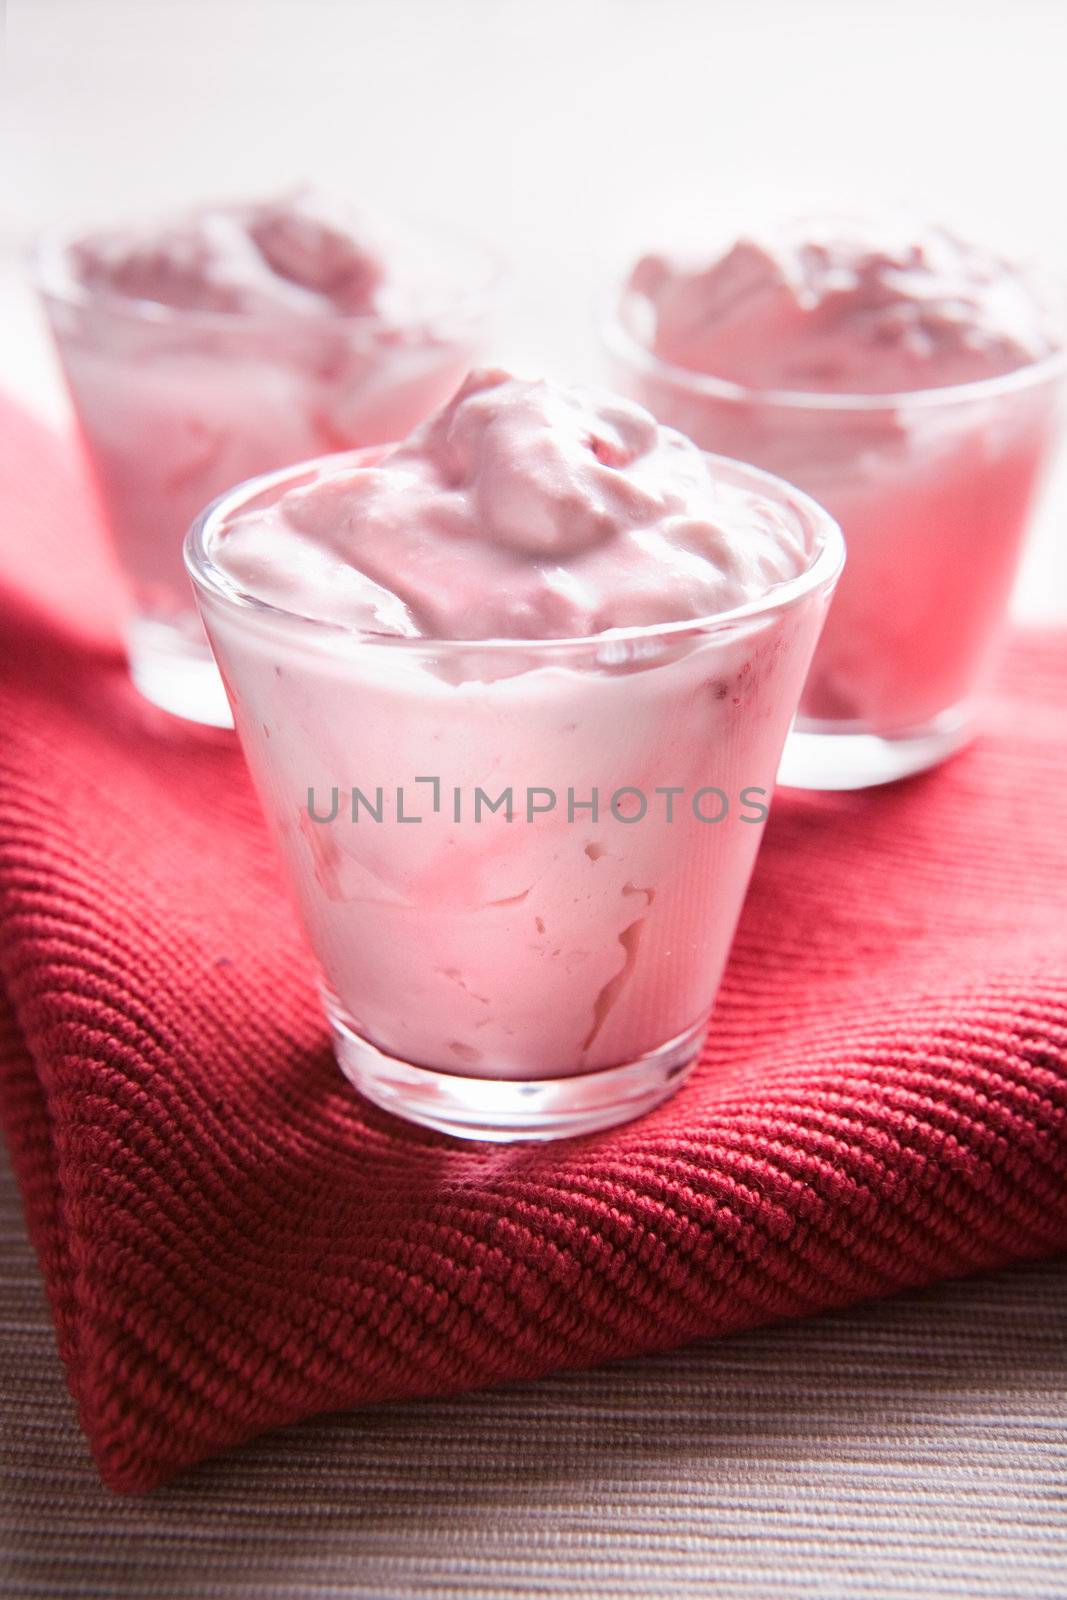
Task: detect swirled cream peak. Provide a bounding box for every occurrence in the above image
[630,217,1059,393]
[70,189,385,316]
[213,369,809,639]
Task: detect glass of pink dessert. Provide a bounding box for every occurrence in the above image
[605,217,1065,788]
[37,190,498,726]
[185,371,842,1140]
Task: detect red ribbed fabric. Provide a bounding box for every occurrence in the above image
[1,401,1066,1494]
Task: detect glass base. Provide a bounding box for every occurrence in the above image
[326,1001,705,1142]
[126,616,234,729]
[778,703,973,791]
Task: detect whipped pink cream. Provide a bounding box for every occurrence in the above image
[215,369,808,638]
[633,217,1058,395]
[71,190,386,317]
[617,218,1063,744]
[193,375,838,1093]
[41,191,493,720]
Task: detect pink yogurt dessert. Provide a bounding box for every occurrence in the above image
[38,190,498,726]
[609,217,1064,788]
[186,371,842,1140]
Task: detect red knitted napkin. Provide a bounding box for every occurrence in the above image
[2,400,1066,1494]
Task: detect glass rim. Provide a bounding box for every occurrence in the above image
[601,285,1067,413]
[33,212,505,335]
[183,444,845,654]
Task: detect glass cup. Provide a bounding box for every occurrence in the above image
[185,448,843,1142]
[37,219,500,728]
[604,290,1065,789]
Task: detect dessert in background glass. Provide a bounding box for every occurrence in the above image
[186,371,842,1141]
[37,190,499,726]
[606,216,1065,789]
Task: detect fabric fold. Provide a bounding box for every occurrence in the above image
[1,401,1065,1492]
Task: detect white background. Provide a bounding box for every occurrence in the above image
[4,0,1066,615]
